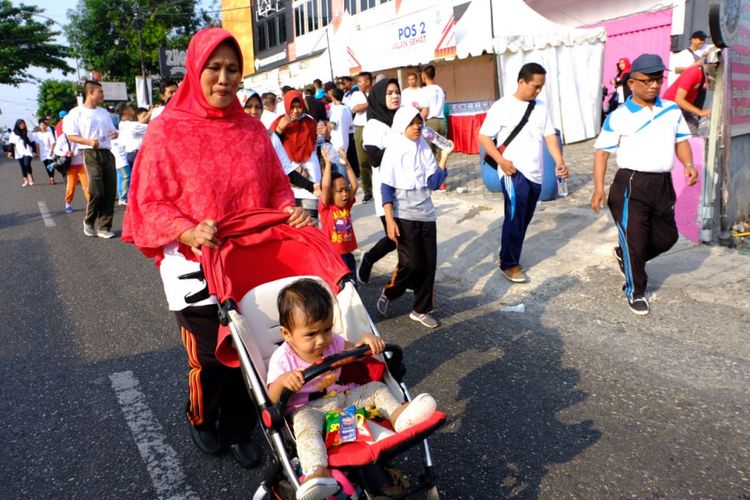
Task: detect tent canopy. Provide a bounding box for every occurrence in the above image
[329,0,607,142]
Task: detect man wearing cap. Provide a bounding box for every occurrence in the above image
[591,54,698,316]
[668,31,709,86]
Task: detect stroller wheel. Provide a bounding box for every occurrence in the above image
[426,486,440,500]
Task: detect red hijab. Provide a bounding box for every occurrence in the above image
[617,58,632,79]
[122,28,294,262]
[270,90,317,163]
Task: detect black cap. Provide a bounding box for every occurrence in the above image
[691,30,708,40]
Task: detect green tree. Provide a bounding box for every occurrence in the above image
[37,80,79,123]
[65,0,217,88]
[0,1,74,85]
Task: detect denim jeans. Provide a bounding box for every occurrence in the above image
[116,164,132,201]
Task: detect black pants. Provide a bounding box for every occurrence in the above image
[346,133,359,178]
[43,159,56,179]
[82,149,117,231]
[607,168,678,300]
[384,219,437,314]
[365,216,398,265]
[17,156,33,177]
[175,305,257,446]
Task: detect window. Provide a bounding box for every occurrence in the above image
[255,0,289,53]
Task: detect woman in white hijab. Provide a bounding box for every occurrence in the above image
[376,105,453,329]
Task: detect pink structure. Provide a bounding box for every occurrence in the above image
[672,137,704,244]
[586,9,673,96]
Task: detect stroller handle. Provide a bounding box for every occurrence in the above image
[278,343,403,409]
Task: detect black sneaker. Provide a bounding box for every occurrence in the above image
[627,297,650,316]
[188,422,222,455]
[362,194,373,204]
[357,253,373,284]
[613,247,625,278]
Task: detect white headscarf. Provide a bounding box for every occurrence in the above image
[379,105,438,190]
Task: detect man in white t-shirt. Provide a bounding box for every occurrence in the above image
[149,79,179,121]
[667,30,708,86]
[478,62,568,284]
[327,88,352,172]
[421,65,447,163]
[400,71,426,114]
[64,80,119,239]
[260,92,279,130]
[348,72,372,201]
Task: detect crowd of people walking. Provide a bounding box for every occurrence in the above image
[4,26,706,488]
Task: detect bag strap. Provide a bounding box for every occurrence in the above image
[502,100,535,149]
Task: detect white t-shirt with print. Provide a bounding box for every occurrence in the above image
[422,84,445,119]
[479,96,556,185]
[63,105,117,150]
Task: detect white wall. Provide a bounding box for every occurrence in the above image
[524,0,678,27]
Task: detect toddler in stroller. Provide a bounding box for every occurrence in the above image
[198,209,446,499]
[268,279,438,500]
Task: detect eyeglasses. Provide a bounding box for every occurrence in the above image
[630,76,664,86]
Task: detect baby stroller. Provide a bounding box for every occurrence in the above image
[196,209,446,499]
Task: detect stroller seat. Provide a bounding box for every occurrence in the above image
[235,276,446,468]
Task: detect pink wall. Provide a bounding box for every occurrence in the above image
[586,9,673,94]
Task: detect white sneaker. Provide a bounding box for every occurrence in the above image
[296,476,339,500]
[96,229,115,239]
[394,393,437,433]
[83,223,95,237]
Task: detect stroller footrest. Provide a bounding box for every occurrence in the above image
[327,411,446,468]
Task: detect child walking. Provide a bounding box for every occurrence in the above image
[266,279,437,500]
[377,106,453,328]
[319,147,358,281]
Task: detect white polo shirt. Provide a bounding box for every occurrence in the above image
[594,97,691,173]
[479,96,555,185]
[347,90,368,127]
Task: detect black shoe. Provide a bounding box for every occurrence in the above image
[613,247,625,278]
[357,253,373,284]
[230,441,262,469]
[188,423,222,455]
[627,297,650,316]
[362,194,373,204]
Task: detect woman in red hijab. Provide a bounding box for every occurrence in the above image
[608,57,632,113]
[122,28,309,469]
[270,90,322,221]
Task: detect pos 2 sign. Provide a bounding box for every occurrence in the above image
[394,21,427,49]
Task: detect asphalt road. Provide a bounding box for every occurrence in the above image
[1,156,748,499]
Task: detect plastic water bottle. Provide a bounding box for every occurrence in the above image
[316,121,326,147]
[321,142,341,164]
[557,176,568,197]
[421,126,453,150]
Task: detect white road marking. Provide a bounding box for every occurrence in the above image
[37,201,55,227]
[109,371,199,500]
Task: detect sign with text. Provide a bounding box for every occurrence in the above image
[346,5,456,74]
[729,0,750,136]
[101,82,128,102]
[158,48,187,79]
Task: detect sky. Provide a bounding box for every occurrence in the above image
[0,0,215,131]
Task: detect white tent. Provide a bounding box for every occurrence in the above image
[331,0,606,143]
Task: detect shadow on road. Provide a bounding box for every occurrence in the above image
[365,276,601,497]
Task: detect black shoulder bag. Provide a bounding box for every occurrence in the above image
[484,100,535,169]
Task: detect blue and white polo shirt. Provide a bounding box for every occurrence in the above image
[594,96,691,173]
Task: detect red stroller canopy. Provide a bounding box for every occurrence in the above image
[200,209,350,366]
